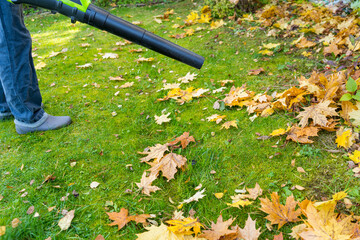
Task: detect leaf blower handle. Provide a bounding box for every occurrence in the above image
[8,0,205,69]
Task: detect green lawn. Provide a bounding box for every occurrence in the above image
[0,1,359,239]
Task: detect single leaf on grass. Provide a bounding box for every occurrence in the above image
[296,100,338,127]
[0,226,5,236]
[178,72,197,83]
[227,199,252,208]
[58,210,75,231]
[259,192,301,229]
[248,68,265,75]
[119,82,134,89]
[138,144,169,163]
[234,215,261,240]
[199,215,237,240]
[221,120,238,130]
[35,62,46,70]
[166,217,204,236]
[107,208,150,231]
[76,63,93,69]
[180,189,206,204]
[11,218,21,228]
[335,128,356,149]
[102,53,119,59]
[148,153,187,181]
[167,132,195,149]
[349,150,360,163]
[155,113,171,125]
[270,128,288,136]
[136,57,154,63]
[136,172,161,196]
[206,114,226,124]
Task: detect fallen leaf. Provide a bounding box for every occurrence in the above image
[167,132,195,149]
[27,206,35,215]
[102,53,119,59]
[259,192,301,229]
[167,217,204,236]
[0,226,5,236]
[107,208,150,231]
[155,113,171,125]
[136,172,161,196]
[90,181,100,189]
[35,62,46,70]
[199,215,237,240]
[248,68,265,75]
[76,63,93,69]
[181,188,206,204]
[221,120,238,130]
[58,210,75,231]
[148,153,187,181]
[136,222,184,240]
[178,72,197,83]
[235,215,261,240]
[11,218,21,228]
[297,100,338,127]
[138,144,169,163]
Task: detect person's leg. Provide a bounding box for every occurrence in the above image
[0,2,71,134]
[0,85,12,120]
[0,1,43,123]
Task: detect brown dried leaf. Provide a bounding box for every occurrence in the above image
[167,132,195,149]
[148,153,187,181]
[259,192,301,229]
[136,172,161,196]
[199,215,237,240]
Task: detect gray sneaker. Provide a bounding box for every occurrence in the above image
[15,113,72,134]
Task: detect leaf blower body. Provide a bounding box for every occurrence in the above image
[8,0,204,69]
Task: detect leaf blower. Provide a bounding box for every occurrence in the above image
[7,0,205,69]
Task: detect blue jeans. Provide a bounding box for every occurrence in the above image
[0,1,44,123]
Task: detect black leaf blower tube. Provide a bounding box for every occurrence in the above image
[8,0,205,69]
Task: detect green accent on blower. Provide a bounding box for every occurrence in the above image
[7,0,91,12]
[61,0,91,12]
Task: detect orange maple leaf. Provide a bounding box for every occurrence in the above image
[259,192,302,229]
[167,132,195,149]
[106,208,150,231]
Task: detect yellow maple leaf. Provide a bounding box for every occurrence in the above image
[185,11,199,25]
[166,217,204,236]
[349,150,360,164]
[214,193,224,199]
[270,128,287,136]
[335,128,355,149]
[226,199,252,208]
[198,14,211,24]
[221,120,238,130]
[259,49,274,56]
[299,202,354,240]
[136,223,185,240]
[210,20,224,29]
[263,43,281,49]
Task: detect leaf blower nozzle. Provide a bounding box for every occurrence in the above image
[9,0,205,69]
